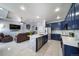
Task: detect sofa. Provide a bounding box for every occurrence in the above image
[15,33,30,43]
[0,33,13,43]
[0,33,4,42]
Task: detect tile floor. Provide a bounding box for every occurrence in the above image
[0,40,62,56]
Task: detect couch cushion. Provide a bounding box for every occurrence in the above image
[0,33,4,38]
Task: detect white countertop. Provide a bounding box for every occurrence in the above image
[28,34,47,51]
[29,34,47,39]
[62,36,79,48]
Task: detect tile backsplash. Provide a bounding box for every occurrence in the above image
[52,30,79,41]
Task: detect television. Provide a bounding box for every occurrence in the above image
[10,24,21,30]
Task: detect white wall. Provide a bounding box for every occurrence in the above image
[0,10,33,38]
[0,19,32,38]
[37,20,46,34]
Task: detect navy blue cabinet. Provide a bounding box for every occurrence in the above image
[60,21,65,30]
[65,4,75,30]
[65,3,79,30]
[46,23,51,27]
[47,4,79,30]
[36,35,48,52]
[74,4,79,29]
[75,4,79,20]
[51,23,57,30]
[63,45,79,56]
[51,22,62,30]
[51,34,62,41]
[47,21,65,30]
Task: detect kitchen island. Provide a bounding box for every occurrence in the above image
[29,34,48,52]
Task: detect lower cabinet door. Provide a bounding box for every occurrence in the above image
[36,35,48,52]
[51,34,61,41]
[63,45,79,56]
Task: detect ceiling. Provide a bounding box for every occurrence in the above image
[0,3,71,23]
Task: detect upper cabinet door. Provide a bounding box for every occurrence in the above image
[74,3,79,29]
[71,4,75,21]
[46,24,51,27]
[71,4,75,29]
[75,3,79,20]
[51,22,61,30]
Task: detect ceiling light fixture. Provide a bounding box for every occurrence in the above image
[0,8,3,10]
[20,5,25,10]
[56,16,61,19]
[36,16,40,19]
[8,48,11,51]
[55,8,60,12]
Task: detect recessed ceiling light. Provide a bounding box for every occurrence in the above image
[55,8,60,12]
[36,16,40,19]
[0,8,3,10]
[56,16,61,19]
[8,48,11,51]
[20,5,25,10]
